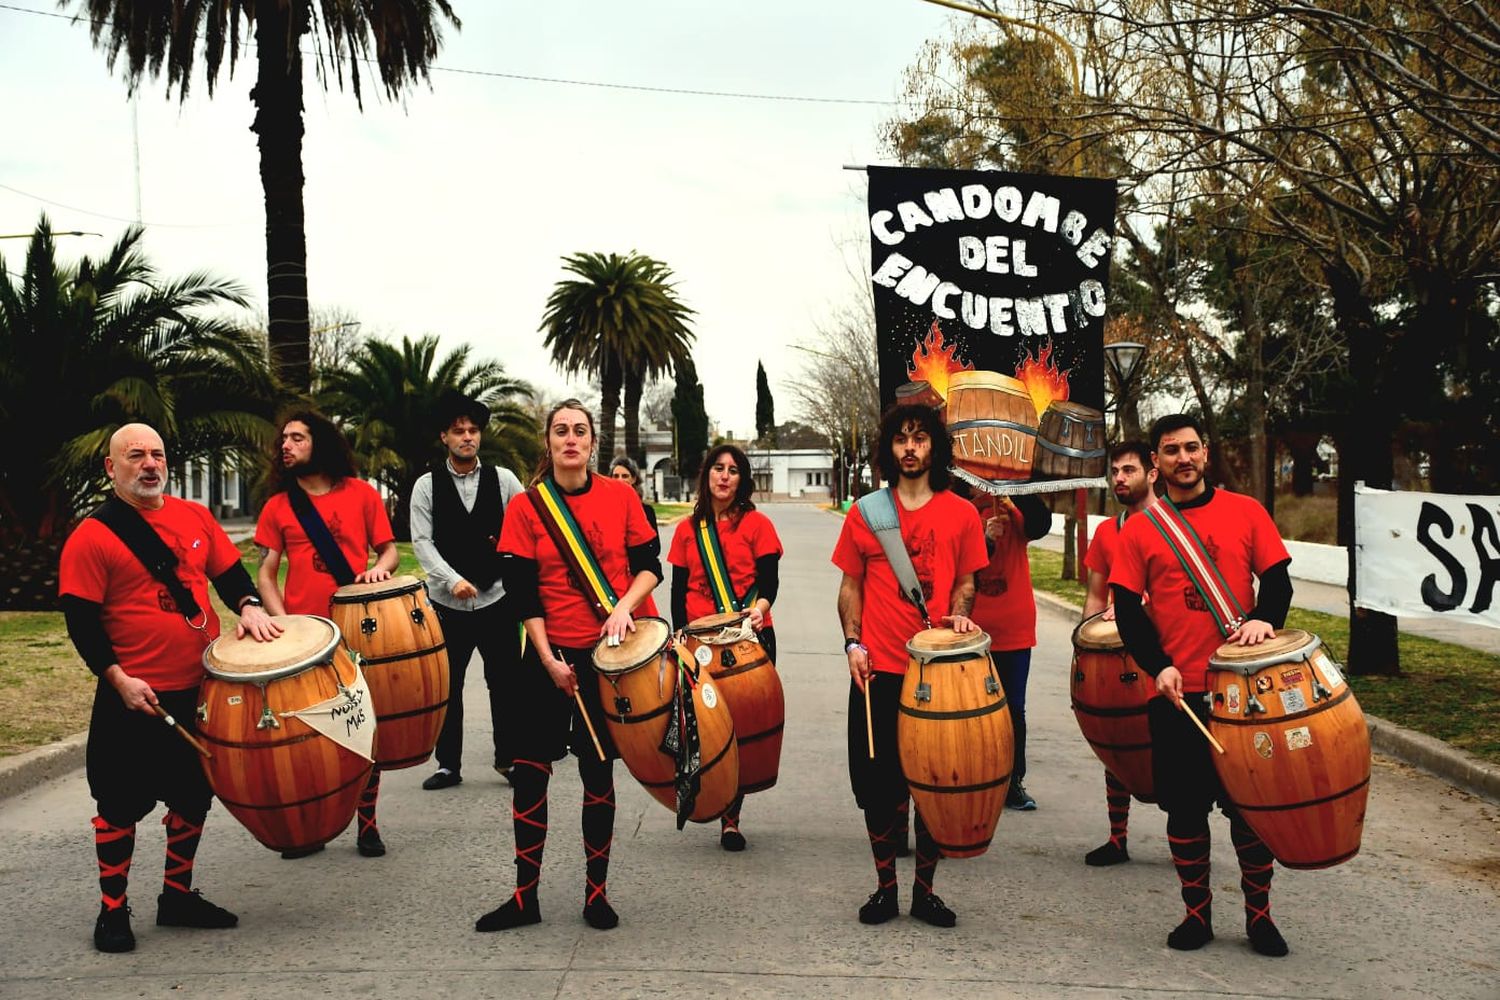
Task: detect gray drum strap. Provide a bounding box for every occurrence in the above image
[854,488,931,627]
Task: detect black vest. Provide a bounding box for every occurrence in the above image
[431,463,504,591]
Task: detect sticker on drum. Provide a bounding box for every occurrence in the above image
[1279,687,1308,713]
[227,695,242,706]
[1279,668,1304,686]
[1314,652,1344,689]
[1255,675,1273,694]
[1226,684,1242,714]
[1285,725,1312,750]
[695,645,713,667]
[701,683,718,709]
[1253,732,1273,759]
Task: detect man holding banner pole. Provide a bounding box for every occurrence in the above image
[1109,414,1295,957]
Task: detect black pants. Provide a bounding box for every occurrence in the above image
[434,597,521,773]
[846,673,909,813]
[87,681,212,826]
[1149,694,1235,818]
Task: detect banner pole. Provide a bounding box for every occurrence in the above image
[1075,487,1090,573]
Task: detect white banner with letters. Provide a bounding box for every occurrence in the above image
[281,666,377,761]
[1355,485,1500,630]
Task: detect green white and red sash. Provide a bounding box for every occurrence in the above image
[692,516,757,614]
[1142,495,1246,638]
[525,477,618,621]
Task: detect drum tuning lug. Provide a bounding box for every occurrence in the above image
[1074,671,1085,683]
[1311,678,1333,703]
[410,608,425,627]
[196,702,208,723]
[614,696,632,716]
[985,675,1000,695]
[256,705,281,730]
[360,617,378,636]
[1245,694,1266,716]
[720,649,737,668]
[1121,671,1139,682]
[915,682,932,703]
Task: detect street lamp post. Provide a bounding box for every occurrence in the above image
[1104,341,1148,439]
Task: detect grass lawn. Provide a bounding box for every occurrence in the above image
[1027,547,1500,766]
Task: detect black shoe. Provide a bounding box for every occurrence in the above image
[720,826,747,852]
[1006,780,1037,811]
[280,844,326,860]
[1167,917,1214,950]
[94,904,135,953]
[1248,917,1289,957]
[422,769,462,790]
[910,889,957,928]
[858,887,899,925]
[356,828,386,858]
[1085,840,1130,866]
[494,762,514,784]
[156,889,238,929]
[476,895,541,932]
[583,897,619,930]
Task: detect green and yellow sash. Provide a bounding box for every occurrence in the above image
[692,516,757,614]
[525,477,618,621]
[1142,495,1246,638]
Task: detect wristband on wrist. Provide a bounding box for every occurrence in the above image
[844,637,865,654]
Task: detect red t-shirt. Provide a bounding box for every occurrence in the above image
[1084,514,1125,579]
[59,497,242,690]
[831,490,988,676]
[968,496,1036,651]
[1109,488,1290,691]
[254,479,395,616]
[499,474,659,648]
[667,510,784,629]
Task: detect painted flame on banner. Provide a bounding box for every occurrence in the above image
[1016,342,1070,417]
[907,321,974,400]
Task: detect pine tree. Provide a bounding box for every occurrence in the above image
[672,356,709,486]
[755,361,777,446]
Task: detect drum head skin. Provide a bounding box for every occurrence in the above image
[330,575,424,602]
[203,615,342,682]
[592,616,672,674]
[906,627,992,661]
[685,611,749,635]
[1073,612,1123,651]
[1208,629,1320,675]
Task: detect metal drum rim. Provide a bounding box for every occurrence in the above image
[591,616,673,675]
[905,630,992,662]
[1207,633,1323,675]
[202,615,343,683]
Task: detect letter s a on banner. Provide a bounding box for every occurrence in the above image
[1417,501,1466,611]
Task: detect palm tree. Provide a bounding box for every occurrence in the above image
[73,1,460,394]
[0,214,277,609]
[540,252,695,469]
[319,334,537,537]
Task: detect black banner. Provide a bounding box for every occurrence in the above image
[868,166,1117,492]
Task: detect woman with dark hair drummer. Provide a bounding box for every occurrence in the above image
[666,444,783,851]
[477,400,662,933]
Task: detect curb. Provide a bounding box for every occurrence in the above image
[0,730,87,802]
[1032,587,1500,805]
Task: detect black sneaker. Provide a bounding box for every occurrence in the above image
[94,904,135,953]
[422,769,462,790]
[476,895,540,932]
[357,828,386,858]
[583,897,619,930]
[857,887,899,925]
[1006,780,1037,811]
[1167,917,1214,950]
[910,889,957,928]
[720,826,747,852]
[1085,840,1130,866]
[156,890,238,929]
[1248,916,1289,957]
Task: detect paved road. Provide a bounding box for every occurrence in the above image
[3,503,1498,998]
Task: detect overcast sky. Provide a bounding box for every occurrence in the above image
[0,1,961,439]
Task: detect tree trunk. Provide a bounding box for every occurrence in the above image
[1329,265,1400,676]
[253,0,312,396]
[623,371,643,465]
[598,353,622,472]
[1286,430,1319,496]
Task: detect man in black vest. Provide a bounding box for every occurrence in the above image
[412,390,525,790]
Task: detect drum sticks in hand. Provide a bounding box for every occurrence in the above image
[1177,698,1226,755]
[152,704,213,760]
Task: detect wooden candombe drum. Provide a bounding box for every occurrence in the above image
[1070,611,1155,800]
[329,575,449,770]
[592,616,739,823]
[1035,401,1107,480]
[944,370,1037,482]
[199,615,373,852]
[1206,630,1370,869]
[897,628,1014,858]
[681,611,785,794]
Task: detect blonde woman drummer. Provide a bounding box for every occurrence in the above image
[667,443,783,851]
[479,400,661,933]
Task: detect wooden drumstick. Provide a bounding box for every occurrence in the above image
[559,649,607,763]
[864,675,875,760]
[1177,698,1226,755]
[152,704,212,760]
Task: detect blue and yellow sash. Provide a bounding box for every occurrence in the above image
[692,516,758,614]
[1142,496,1246,637]
[525,477,618,621]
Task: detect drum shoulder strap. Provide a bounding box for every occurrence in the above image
[854,488,930,623]
[692,516,754,614]
[1142,496,1245,637]
[286,483,357,586]
[90,495,204,622]
[525,480,615,621]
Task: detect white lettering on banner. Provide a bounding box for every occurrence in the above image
[283,667,377,761]
[1354,485,1500,631]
